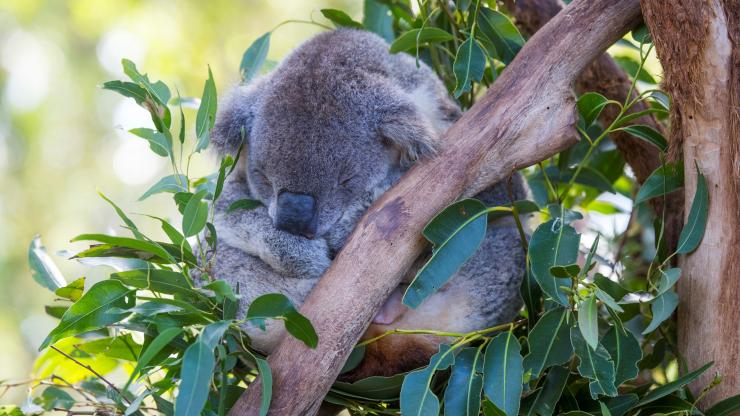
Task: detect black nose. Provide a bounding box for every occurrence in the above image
[275,191,318,238]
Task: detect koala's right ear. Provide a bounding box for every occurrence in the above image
[211,82,263,156]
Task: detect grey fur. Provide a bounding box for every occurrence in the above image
[207,29,525,355]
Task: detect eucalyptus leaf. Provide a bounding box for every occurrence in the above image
[452,37,486,98]
[529,219,580,306]
[525,366,569,416]
[55,277,85,302]
[175,341,215,416]
[139,174,188,200]
[40,280,135,350]
[389,28,454,53]
[602,325,641,386]
[182,190,209,237]
[443,347,483,416]
[476,8,524,64]
[400,344,455,416]
[577,295,599,350]
[195,67,217,153]
[522,307,573,378]
[483,331,523,416]
[570,327,618,399]
[404,199,487,308]
[634,163,683,205]
[240,32,271,84]
[635,361,713,407]
[29,236,66,291]
[227,199,262,213]
[705,393,740,416]
[129,128,172,158]
[321,9,363,28]
[642,290,678,335]
[676,168,708,254]
[619,124,667,151]
[577,92,610,127]
[363,0,394,42]
[246,293,318,348]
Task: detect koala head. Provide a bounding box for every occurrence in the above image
[212,35,440,252]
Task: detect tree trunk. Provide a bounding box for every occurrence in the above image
[506,0,683,253]
[229,0,641,414]
[641,0,739,407]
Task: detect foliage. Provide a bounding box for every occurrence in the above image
[2,1,737,416]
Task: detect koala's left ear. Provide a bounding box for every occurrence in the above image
[378,97,439,167]
[211,79,265,156]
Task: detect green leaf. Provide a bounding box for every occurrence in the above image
[400,344,455,416]
[139,174,188,200]
[130,127,172,158]
[213,155,234,201]
[453,37,486,98]
[520,264,542,328]
[577,92,610,127]
[243,349,273,416]
[613,56,657,84]
[550,264,580,278]
[40,280,135,350]
[111,268,193,297]
[570,327,618,399]
[72,233,174,263]
[594,288,623,313]
[476,8,524,64]
[246,293,318,348]
[195,67,217,153]
[526,366,569,416]
[656,268,681,296]
[363,0,394,42]
[634,163,683,205]
[705,393,740,416]
[444,347,483,416]
[676,168,708,254]
[523,307,573,378]
[126,327,183,387]
[403,199,487,308]
[122,59,171,106]
[529,219,580,306]
[227,198,262,213]
[642,290,678,334]
[604,394,638,416]
[577,295,599,350]
[594,274,629,302]
[29,235,66,291]
[203,280,237,303]
[602,325,641,386]
[201,320,231,350]
[102,80,149,104]
[75,334,142,361]
[175,341,215,416]
[182,190,209,237]
[483,331,523,416]
[55,277,85,302]
[613,107,669,128]
[635,361,713,407]
[240,32,271,84]
[332,373,406,401]
[389,27,454,53]
[619,125,667,151]
[321,9,363,28]
[36,386,75,411]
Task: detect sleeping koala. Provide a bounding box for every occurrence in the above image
[207,29,526,379]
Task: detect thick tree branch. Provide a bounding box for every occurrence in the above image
[230,0,641,414]
[641,0,740,407]
[506,0,683,253]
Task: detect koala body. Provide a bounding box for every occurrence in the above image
[209,29,526,379]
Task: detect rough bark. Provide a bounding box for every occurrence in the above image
[229,0,641,414]
[506,0,683,252]
[641,0,740,407]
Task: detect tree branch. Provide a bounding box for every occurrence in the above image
[230,0,641,414]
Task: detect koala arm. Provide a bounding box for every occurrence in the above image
[215,176,332,280]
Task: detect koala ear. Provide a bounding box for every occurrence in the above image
[211,81,264,156]
[377,98,439,167]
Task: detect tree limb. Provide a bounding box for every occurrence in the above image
[230,0,641,414]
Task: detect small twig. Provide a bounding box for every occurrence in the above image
[50,345,131,406]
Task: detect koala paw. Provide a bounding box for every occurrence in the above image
[260,232,332,280]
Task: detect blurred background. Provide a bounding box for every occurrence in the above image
[0,0,356,403]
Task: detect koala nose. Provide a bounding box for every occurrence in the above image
[275,191,318,238]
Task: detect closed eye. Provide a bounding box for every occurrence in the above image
[339,175,357,187]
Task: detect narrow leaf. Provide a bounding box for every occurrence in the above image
[577,295,599,350]
[476,8,524,64]
[321,9,363,28]
[240,32,271,83]
[139,174,188,200]
[443,347,483,416]
[529,219,580,306]
[570,327,618,399]
[636,361,713,407]
[195,67,217,153]
[453,37,486,98]
[29,235,66,291]
[389,28,454,53]
[642,290,678,334]
[619,125,667,151]
[182,190,209,237]
[523,307,573,378]
[175,341,215,416]
[400,344,455,416]
[676,168,708,254]
[483,331,523,416]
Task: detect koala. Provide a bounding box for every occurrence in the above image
[207,29,526,380]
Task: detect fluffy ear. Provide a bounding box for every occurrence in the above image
[377,97,439,167]
[211,80,264,156]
